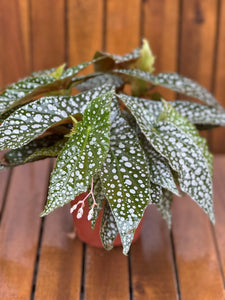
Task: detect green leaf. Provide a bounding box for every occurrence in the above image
[76,74,124,92]
[141,137,179,195]
[150,122,214,223]
[159,100,213,175]
[119,94,225,128]
[94,48,140,72]
[2,135,63,167]
[114,69,221,107]
[120,94,214,222]
[121,108,179,195]
[0,61,94,116]
[25,137,67,162]
[88,173,106,229]
[41,90,114,216]
[151,184,173,229]
[100,201,119,250]
[100,100,151,255]
[49,63,66,79]
[0,85,112,150]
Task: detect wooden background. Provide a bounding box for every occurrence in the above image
[0,0,225,152]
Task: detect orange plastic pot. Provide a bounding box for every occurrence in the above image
[71,192,143,248]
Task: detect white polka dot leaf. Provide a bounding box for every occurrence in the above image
[1,39,225,255]
[41,90,114,216]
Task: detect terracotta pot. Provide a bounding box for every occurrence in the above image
[71,192,143,248]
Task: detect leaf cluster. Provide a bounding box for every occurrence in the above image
[1,40,225,254]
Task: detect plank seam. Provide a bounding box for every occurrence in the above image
[128,252,133,300]
[65,0,68,64]
[210,222,225,289]
[170,231,182,300]
[102,0,107,51]
[0,169,13,226]
[210,0,221,152]
[30,159,54,300]
[80,243,86,300]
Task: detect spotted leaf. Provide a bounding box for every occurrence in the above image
[1,135,63,167]
[88,173,106,229]
[159,100,213,175]
[119,94,225,129]
[141,136,179,195]
[0,85,112,150]
[41,90,113,216]
[100,201,119,250]
[25,137,67,162]
[114,69,220,107]
[149,122,214,222]
[76,74,124,92]
[100,100,151,255]
[0,60,94,116]
[121,108,178,195]
[151,183,173,228]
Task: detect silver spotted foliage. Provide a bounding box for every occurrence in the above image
[0,85,112,150]
[100,99,151,255]
[42,90,113,216]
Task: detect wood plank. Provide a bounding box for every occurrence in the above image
[105,0,141,53]
[142,0,179,100]
[141,0,179,101]
[68,0,103,67]
[31,0,65,70]
[211,1,225,153]
[0,161,50,299]
[34,205,83,299]
[0,169,10,213]
[179,0,218,143]
[172,194,225,299]
[84,245,130,299]
[0,0,31,85]
[131,206,178,299]
[213,156,225,280]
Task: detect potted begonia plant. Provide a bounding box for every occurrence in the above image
[1,40,225,255]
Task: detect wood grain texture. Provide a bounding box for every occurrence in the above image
[213,156,225,282]
[0,0,31,85]
[131,206,178,300]
[84,245,129,299]
[172,194,225,300]
[31,0,65,70]
[0,161,50,300]
[142,0,179,100]
[179,0,218,142]
[0,169,10,213]
[34,205,83,300]
[68,0,103,66]
[106,0,141,53]
[212,1,225,153]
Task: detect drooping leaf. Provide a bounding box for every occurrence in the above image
[119,94,225,128]
[159,100,213,175]
[100,201,119,250]
[41,90,113,216]
[25,137,67,162]
[114,69,221,107]
[76,74,124,92]
[1,134,63,167]
[151,184,173,229]
[120,94,214,222]
[100,100,151,255]
[0,85,112,150]
[88,173,106,229]
[94,48,140,72]
[150,122,214,222]
[121,108,179,195]
[141,137,179,195]
[0,61,94,116]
